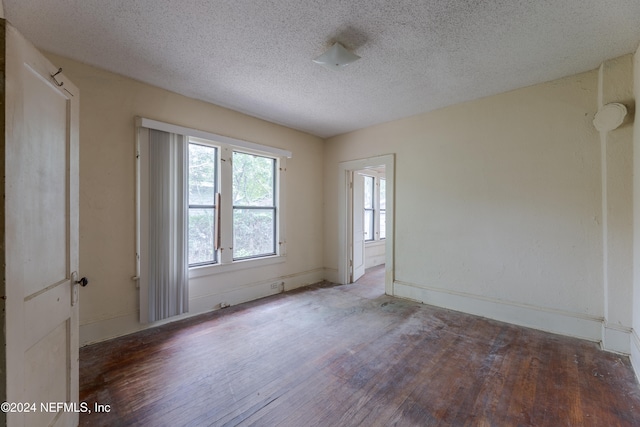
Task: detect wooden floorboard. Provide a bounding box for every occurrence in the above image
[79,265,640,426]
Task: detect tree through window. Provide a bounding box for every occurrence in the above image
[187,140,279,266]
[232,152,277,259]
[188,143,217,266]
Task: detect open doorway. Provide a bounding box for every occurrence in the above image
[351,264,386,298]
[352,167,387,282]
[338,155,395,295]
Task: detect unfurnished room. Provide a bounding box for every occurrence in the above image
[1,1,640,426]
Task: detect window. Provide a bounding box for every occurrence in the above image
[186,137,281,267]
[137,118,291,321]
[188,143,218,266]
[232,151,277,259]
[362,173,386,243]
[363,175,375,241]
[379,178,386,240]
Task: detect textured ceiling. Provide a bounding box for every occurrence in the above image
[5,1,640,138]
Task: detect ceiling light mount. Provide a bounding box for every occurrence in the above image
[313,42,360,71]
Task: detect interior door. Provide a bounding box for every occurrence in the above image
[3,21,80,427]
[351,172,365,282]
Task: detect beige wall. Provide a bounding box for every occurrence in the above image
[325,66,615,340]
[598,55,634,353]
[45,54,325,345]
[632,45,640,379]
[44,49,637,356]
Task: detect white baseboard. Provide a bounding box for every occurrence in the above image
[394,280,603,343]
[631,330,640,384]
[601,323,632,354]
[323,268,339,284]
[365,256,385,269]
[80,268,324,346]
[80,311,141,347]
[282,268,325,291]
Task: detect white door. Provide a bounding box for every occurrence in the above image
[351,173,365,282]
[4,21,80,427]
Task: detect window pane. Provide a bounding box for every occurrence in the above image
[189,208,215,265]
[364,176,374,209]
[379,178,386,210]
[189,143,217,206]
[233,208,275,259]
[364,209,374,241]
[233,152,275,207]
[379,210,386,239]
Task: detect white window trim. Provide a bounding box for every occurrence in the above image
[379,176,386,240]
[135,117,290,284]
[136,117,292,158]
[189,254,286,278]
[362,174,375,242]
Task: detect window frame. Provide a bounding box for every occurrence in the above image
[361,172,386,245]
[187,141,219,267]
[136,117,290,282]
[187,138,283,268]
[363,175,375,242]
[379,177,386,240]
[231,150,278,261]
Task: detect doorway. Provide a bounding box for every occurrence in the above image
[352,167,387,282]
[338,154,395,295]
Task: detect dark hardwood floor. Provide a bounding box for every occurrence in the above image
[80,265,640,426]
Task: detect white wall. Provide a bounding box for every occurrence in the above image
[325,62,631,342]
[45,53,325,346]
[365,242,385,269]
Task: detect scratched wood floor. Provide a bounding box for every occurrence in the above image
[79,265,640,426]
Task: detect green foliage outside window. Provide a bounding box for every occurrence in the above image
[233,152,276,259]
[188,144,217,265]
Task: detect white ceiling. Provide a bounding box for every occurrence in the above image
[6,1,640,138]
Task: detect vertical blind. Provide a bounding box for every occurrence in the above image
[147,129,189,322]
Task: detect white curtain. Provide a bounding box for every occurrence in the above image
[147,129,188,322]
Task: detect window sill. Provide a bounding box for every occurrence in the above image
[189,254,286,279]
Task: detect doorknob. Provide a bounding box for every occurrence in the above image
[76,277,89,287]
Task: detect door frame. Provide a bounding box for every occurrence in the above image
[349,171,365,283]
[338,154,395,295]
